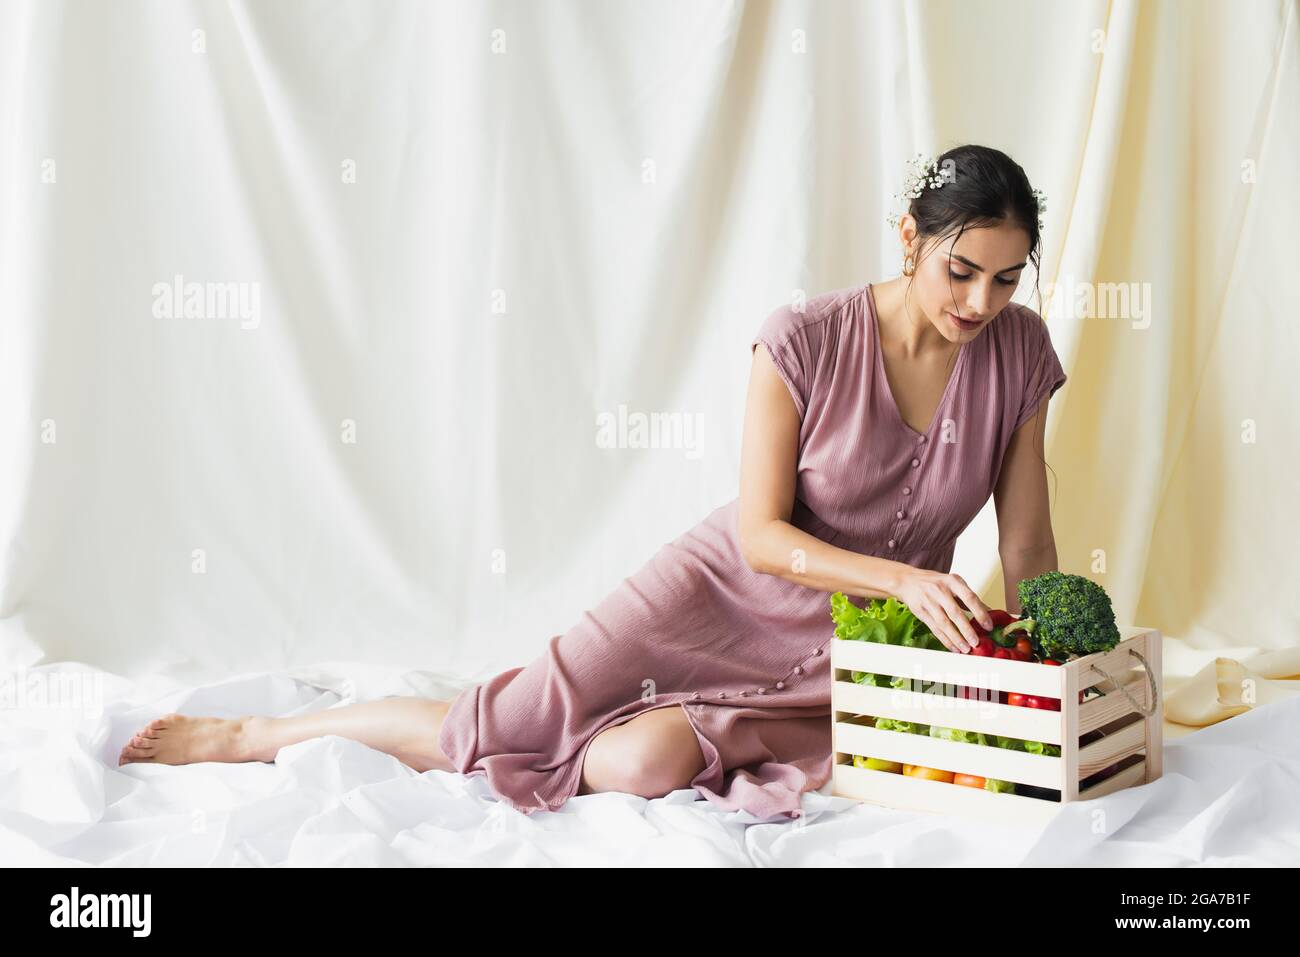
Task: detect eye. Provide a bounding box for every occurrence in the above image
[949,269,1018,287]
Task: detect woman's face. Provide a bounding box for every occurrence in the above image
[906,220,1032,343]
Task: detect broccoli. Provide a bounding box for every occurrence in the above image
[1015,571,1121,659]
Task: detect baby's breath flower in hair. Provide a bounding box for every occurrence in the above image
[885,148,1047,236]
[886,152,951,229]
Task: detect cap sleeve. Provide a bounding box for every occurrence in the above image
[751,303,825,419]
[1014,309,1068,432]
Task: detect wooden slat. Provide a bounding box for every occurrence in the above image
[1063,630,1155,694]
[834,722,1063,789]
[1076,719,1147,777]
[832,679,1062,744]
[1061,658,1080,801]
[832,639,1063,696]
[1078,761,1147,801]
[832,761,1063,828]
[1078,670,1152,733]
[1143,630,1164,784]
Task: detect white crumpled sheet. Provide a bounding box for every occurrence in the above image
[3,662,1298,867]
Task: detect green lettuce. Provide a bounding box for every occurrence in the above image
[872,717,930,736]
[992,735,1062,757]
[831,592,945,651]
[929,725,991,746]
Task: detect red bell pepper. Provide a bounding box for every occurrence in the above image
[988,615,1036,649]
[986,610,1018,629]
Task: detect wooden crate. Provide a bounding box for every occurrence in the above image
[831,626,1162,827]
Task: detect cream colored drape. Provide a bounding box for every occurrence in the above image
[0,1,1296,735]
[964,0,1300,733]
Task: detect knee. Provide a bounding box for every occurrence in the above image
[584,724,705,800]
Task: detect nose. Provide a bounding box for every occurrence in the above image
[967,282,995,317]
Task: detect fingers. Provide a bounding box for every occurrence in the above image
[921,603,971,654]
[939,591,982,649]
[949,575,994,629]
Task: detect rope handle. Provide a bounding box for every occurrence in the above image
[1088,648,1160,717]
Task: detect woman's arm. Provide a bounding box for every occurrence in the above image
[738,344,907,600]
[993,393,1060,614]
[739,342,993,652]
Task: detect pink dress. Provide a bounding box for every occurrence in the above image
[437,281,1068,821]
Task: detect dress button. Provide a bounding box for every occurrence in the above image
[887,539,896,548]
[691,691,701,699]
[776,681,785,690]
[896,509,905,518]
[812,648,823,656]
[911,458,920,468]
[793,666,804,675]
[717,691,727,699]
[757,687,767,695]
[902,486,911,495]
[918,435,927,443]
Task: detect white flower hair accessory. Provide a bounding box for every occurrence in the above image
[886,153,949,229]
[885,151,1049,233]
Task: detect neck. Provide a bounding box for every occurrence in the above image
[874,277,951,358]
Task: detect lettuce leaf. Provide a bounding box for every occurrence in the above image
[831,592,944,651]
[873,717,931,735]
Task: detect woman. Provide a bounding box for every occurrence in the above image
[119,144,1067,822]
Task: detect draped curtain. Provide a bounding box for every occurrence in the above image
[1,1,1296,700]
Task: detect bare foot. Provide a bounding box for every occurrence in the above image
[118,713,260,766]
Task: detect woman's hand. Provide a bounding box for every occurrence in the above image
[892,568,995,654]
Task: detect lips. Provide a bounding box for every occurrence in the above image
[949,312,982,330]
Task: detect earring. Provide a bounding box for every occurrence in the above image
[903,255,915,277]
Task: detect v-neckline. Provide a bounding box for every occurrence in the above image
[865,282,968,440]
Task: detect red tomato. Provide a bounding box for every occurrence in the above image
[1007,692,1028,708]
[1025,695,1061,711]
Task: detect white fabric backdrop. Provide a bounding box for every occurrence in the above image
[1,0,1297,699]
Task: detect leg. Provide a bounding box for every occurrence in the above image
[576,704,707,799]
[118,695,458,772]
